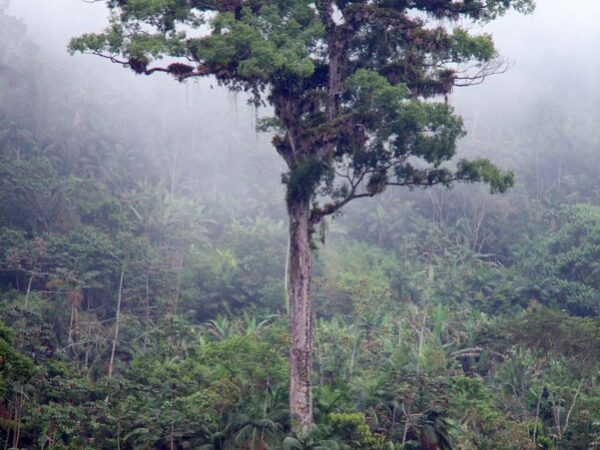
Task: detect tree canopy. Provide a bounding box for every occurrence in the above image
[70,0,529,219]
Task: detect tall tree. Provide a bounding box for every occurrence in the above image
[71,0,533,433]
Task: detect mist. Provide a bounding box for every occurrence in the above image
[3,1,600,448]
[8,0,600,215]
[7,0,284,219]
[7,0,600,199]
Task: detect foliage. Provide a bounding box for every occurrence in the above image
[521,204,600,316]
[7,0,600,448]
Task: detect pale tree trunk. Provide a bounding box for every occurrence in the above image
[12,387,24,449]
[24,271,34,309]
[532,374,544,444]
[108,264,125,380]
[287,196,313,434]
[562,378,584,437]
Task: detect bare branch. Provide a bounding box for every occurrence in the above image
[86,51,212,81]
[454,59,511,87]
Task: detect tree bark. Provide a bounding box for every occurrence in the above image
[287,196,313,434]
[532,374,544,444]
[24,272,34,309]
[108,264,125,380]
[562,378,584,437]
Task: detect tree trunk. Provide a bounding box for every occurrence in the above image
[108,264,125,380]
[287,196,313,434]
[24,272,34,309]
[532,375,544,444]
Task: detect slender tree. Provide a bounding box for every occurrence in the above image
[71,0,533,433]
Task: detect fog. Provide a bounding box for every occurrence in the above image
[6,0,283,218]
[5,0,600,214]
[12,0,600,111]
[455,0,600,131]
[6,3,600,447]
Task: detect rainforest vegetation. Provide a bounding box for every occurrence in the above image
[3,0,600,449]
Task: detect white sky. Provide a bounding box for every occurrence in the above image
[7,0,600,143]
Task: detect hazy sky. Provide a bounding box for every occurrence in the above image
[9,0,600,94]
[6,0,600,162]
[452,0,600,119]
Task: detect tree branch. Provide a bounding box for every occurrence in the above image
[87,51,212,81]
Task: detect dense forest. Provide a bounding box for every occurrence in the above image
[3,0,600,449]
